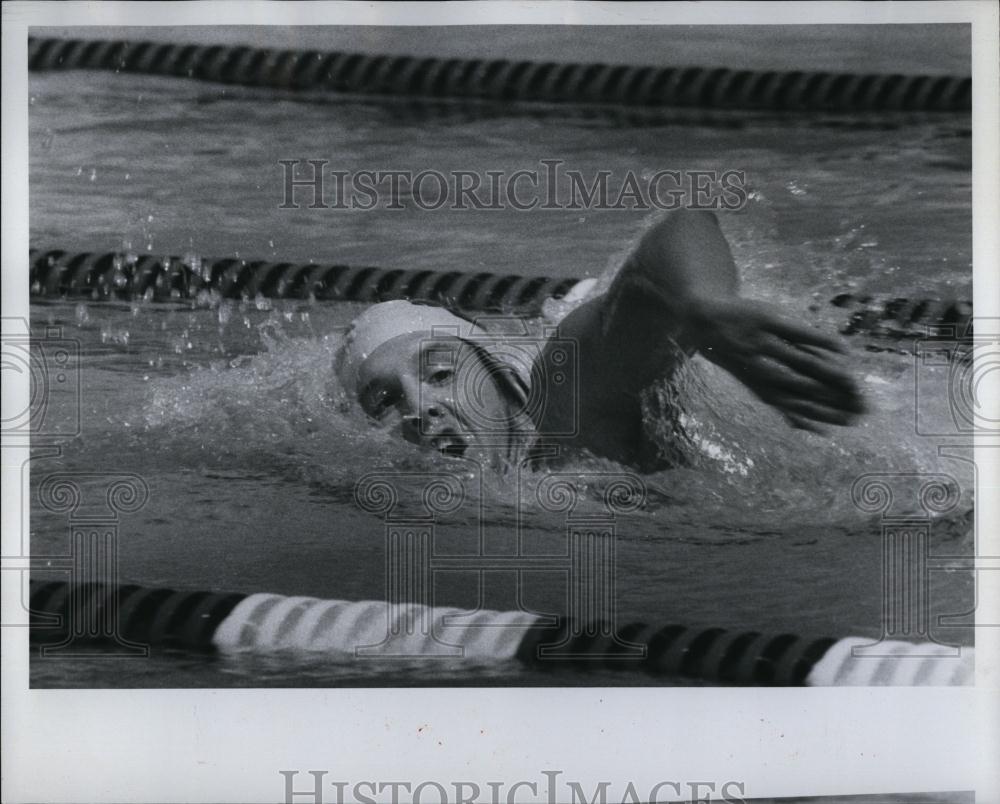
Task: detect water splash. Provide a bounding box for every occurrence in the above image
[76,292,972,543]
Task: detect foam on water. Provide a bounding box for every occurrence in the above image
[89,297,971,544]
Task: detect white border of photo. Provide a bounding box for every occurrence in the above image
[2,2,997,802]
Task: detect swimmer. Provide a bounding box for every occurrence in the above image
[334,211,865,472]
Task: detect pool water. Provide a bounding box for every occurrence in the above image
[27,62,974,687]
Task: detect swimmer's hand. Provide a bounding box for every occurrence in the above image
[689,297,866,432]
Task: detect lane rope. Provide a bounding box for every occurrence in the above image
[29,248,972,338]
[830,292,973,341]
[28,36,971,113]
[28,248,578,313]
[28,580,973,685]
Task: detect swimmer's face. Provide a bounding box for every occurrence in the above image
[355,332,518,458]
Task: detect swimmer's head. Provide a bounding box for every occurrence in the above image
[335,300,532,459]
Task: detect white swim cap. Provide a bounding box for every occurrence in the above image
[335,301,532,409]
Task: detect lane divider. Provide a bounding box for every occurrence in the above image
[29,248,972,340]
[28,248,578,313]
[28,36,971,113]
[28,580,973,685]
[830,292,973,340]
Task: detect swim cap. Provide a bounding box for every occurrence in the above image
[335,300,531,408]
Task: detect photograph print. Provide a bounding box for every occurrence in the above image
[19,20,981,692]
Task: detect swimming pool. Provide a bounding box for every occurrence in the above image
[27,47,974,687]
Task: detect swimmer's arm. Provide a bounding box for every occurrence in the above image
[534,211,864,461]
